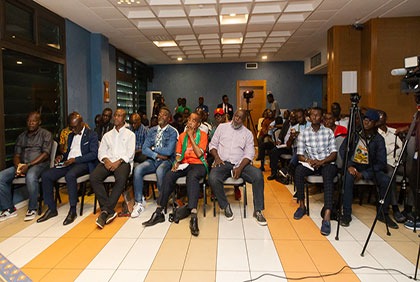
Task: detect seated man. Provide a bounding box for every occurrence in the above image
[131,107,178,218]
[0,111,53,221]
[90,108,135,229]
[142,113,208,236]
[340,109,397,228]
[208,109,267,225]
[94,108,113,141]
[293,107,338,236]
[129,113,148,164]
[37,112,98,225]
[323,112,348,138]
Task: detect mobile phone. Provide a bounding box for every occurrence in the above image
[231,169,234,177]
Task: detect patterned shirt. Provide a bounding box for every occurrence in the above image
[131,124,148,151]
[297,124,337,160]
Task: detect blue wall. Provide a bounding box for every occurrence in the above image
[150,62,323,114]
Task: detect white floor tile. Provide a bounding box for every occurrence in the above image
[113,218,145,239]
[246,239,283,272]
[243,218,271,240]
[216,270,250,282]
[356,273,400,282]
[86,238,136,270]
[14,218,60,237]
[109,269,147,281]
[217,239,249,271]
[0,237,32,256]
[139,220,171,239]
[75,269,115,282]
[7,237,58,267]
[218,213,245,239]
[250,271,286,282]
[118,238,163,270]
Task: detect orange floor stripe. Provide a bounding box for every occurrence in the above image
[265,181,360,281]
[21,214,128,281]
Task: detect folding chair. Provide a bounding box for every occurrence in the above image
[213,177,248,218]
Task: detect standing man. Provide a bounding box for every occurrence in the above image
[94,108,114,141]
[293,107,338,236]
[195,96,209,114]
[0,111,52,221]
[129,113,148,164]
[37,112,98,225]
[208,109,267,225]
[340,109,397,228]
[143,113,208,236]
[90,108,135,229]
[267,92,280,118]
[217,95,234,121]
[131,107,178,218]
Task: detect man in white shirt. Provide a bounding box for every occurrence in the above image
[90,108,135,229]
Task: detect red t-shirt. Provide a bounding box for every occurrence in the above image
[176,130,208,164]
[334,125,348,137]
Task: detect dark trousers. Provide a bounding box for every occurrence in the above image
[41,163,89,211]
[90,163,130,214]
[269,147,292,173]
[294,163,337,210]
[209,162,265,211]
[343,167,391,216]
[159,164,206,210]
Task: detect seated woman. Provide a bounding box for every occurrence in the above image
[257,109,275,171]
[142,112,208,236]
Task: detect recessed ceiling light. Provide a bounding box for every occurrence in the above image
[16,61,23,65]
[220,14,248,25]
[221,37,243,45]
[153,40,177,47]
[177,57,183,61]
[262,55,268,60]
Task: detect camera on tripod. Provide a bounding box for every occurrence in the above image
[391,55,420,93]
[243,90,254,100]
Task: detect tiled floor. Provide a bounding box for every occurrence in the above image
[0,166,418,282]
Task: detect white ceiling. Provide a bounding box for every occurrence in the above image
[34,0,420,65]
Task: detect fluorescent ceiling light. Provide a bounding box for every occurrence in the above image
[16,61,23,65]
[221,37,243,44]
[153,40,177,47]
[262,55,267,60]
[220,14,248,25]
[177,57,183,61]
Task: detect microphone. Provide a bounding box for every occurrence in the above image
[391,68,407,76]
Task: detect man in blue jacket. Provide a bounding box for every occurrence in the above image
[131,107,178,218]
[38,112,98,225]
[340,109,397,229]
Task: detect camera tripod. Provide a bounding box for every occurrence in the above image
[361,95,420,260]
[245,97,257,136]
[334,93,390,240]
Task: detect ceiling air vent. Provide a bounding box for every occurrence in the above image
[245,62,258,69]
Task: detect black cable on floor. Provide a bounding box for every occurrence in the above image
[243,265,415,281]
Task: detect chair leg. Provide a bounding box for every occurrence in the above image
[305,183,310,216]
[243,184,247,218]
[79,183,86,216]
[54,184,62,204]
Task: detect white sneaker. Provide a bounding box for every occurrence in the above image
[131,202,145,218]
[24,209,37,221]
[0,208,17,222]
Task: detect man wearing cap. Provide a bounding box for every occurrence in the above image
[195,97,209,114]
[339,109,397,228]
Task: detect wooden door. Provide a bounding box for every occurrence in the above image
[236,80,267,139]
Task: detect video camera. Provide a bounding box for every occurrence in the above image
[391,56,420,93]
[243,90,254,99]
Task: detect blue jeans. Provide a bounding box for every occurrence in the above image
[209,162,265,211]
[132,159,171,203]
[0,162,49,211]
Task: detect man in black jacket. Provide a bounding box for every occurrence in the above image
[38,112,98,225]
[217,95,234,121]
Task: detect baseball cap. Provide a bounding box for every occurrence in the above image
[214,108,224,116]
[364,109,380,121]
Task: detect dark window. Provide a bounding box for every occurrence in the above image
[5,1,34,42]
[38,17,61,50]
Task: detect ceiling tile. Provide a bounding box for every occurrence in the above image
[175,34,196,40]
[106,19,134,28]
[266,37,286,43]
[270,30,291,36]
[184,50,203,55]
[249,14,277,24]
[188,6,217,17]
[240,53,257,57]
[179,40,199,46]
[223,49,240,53]
[242,43,261,48]
[205,54,221,58]
[167,51,184,55]
[198,33,219,39]
[244,38,264,43]
[260,48,278,52]
[136,19,163,29]
[204,50,221,54]
[284,1,317,13]
[184,0,216,4]
[147,0,182,5]
[182,45,202,50]
[242,48,258,53]
[245,31,267,37]
[188,54,204,58]
[263,42,282,48]
[121,8,155,19]
[192,17,218,26]
[164,19,190,27]
[201,39,220,45]
[252,3,284,14]
[220,4,250,15]
[92,7,125,19]
[202,45,220,50]
[220,0,252,4]
[80,0,114,8]
[223,53,239,57]
[278,13,308,22]
[222,44,241,49]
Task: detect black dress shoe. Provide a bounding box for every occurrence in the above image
[267,173,277,180]
[378,214,399,229]
[190,214,199,236]
[393,210,407,223]
[37,209,58,223]
[63,211,77,225]
[142,210,165,226]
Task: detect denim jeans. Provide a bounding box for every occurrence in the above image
[132,159,171,203]
[208,162,265,211]
[0,162,49,211]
